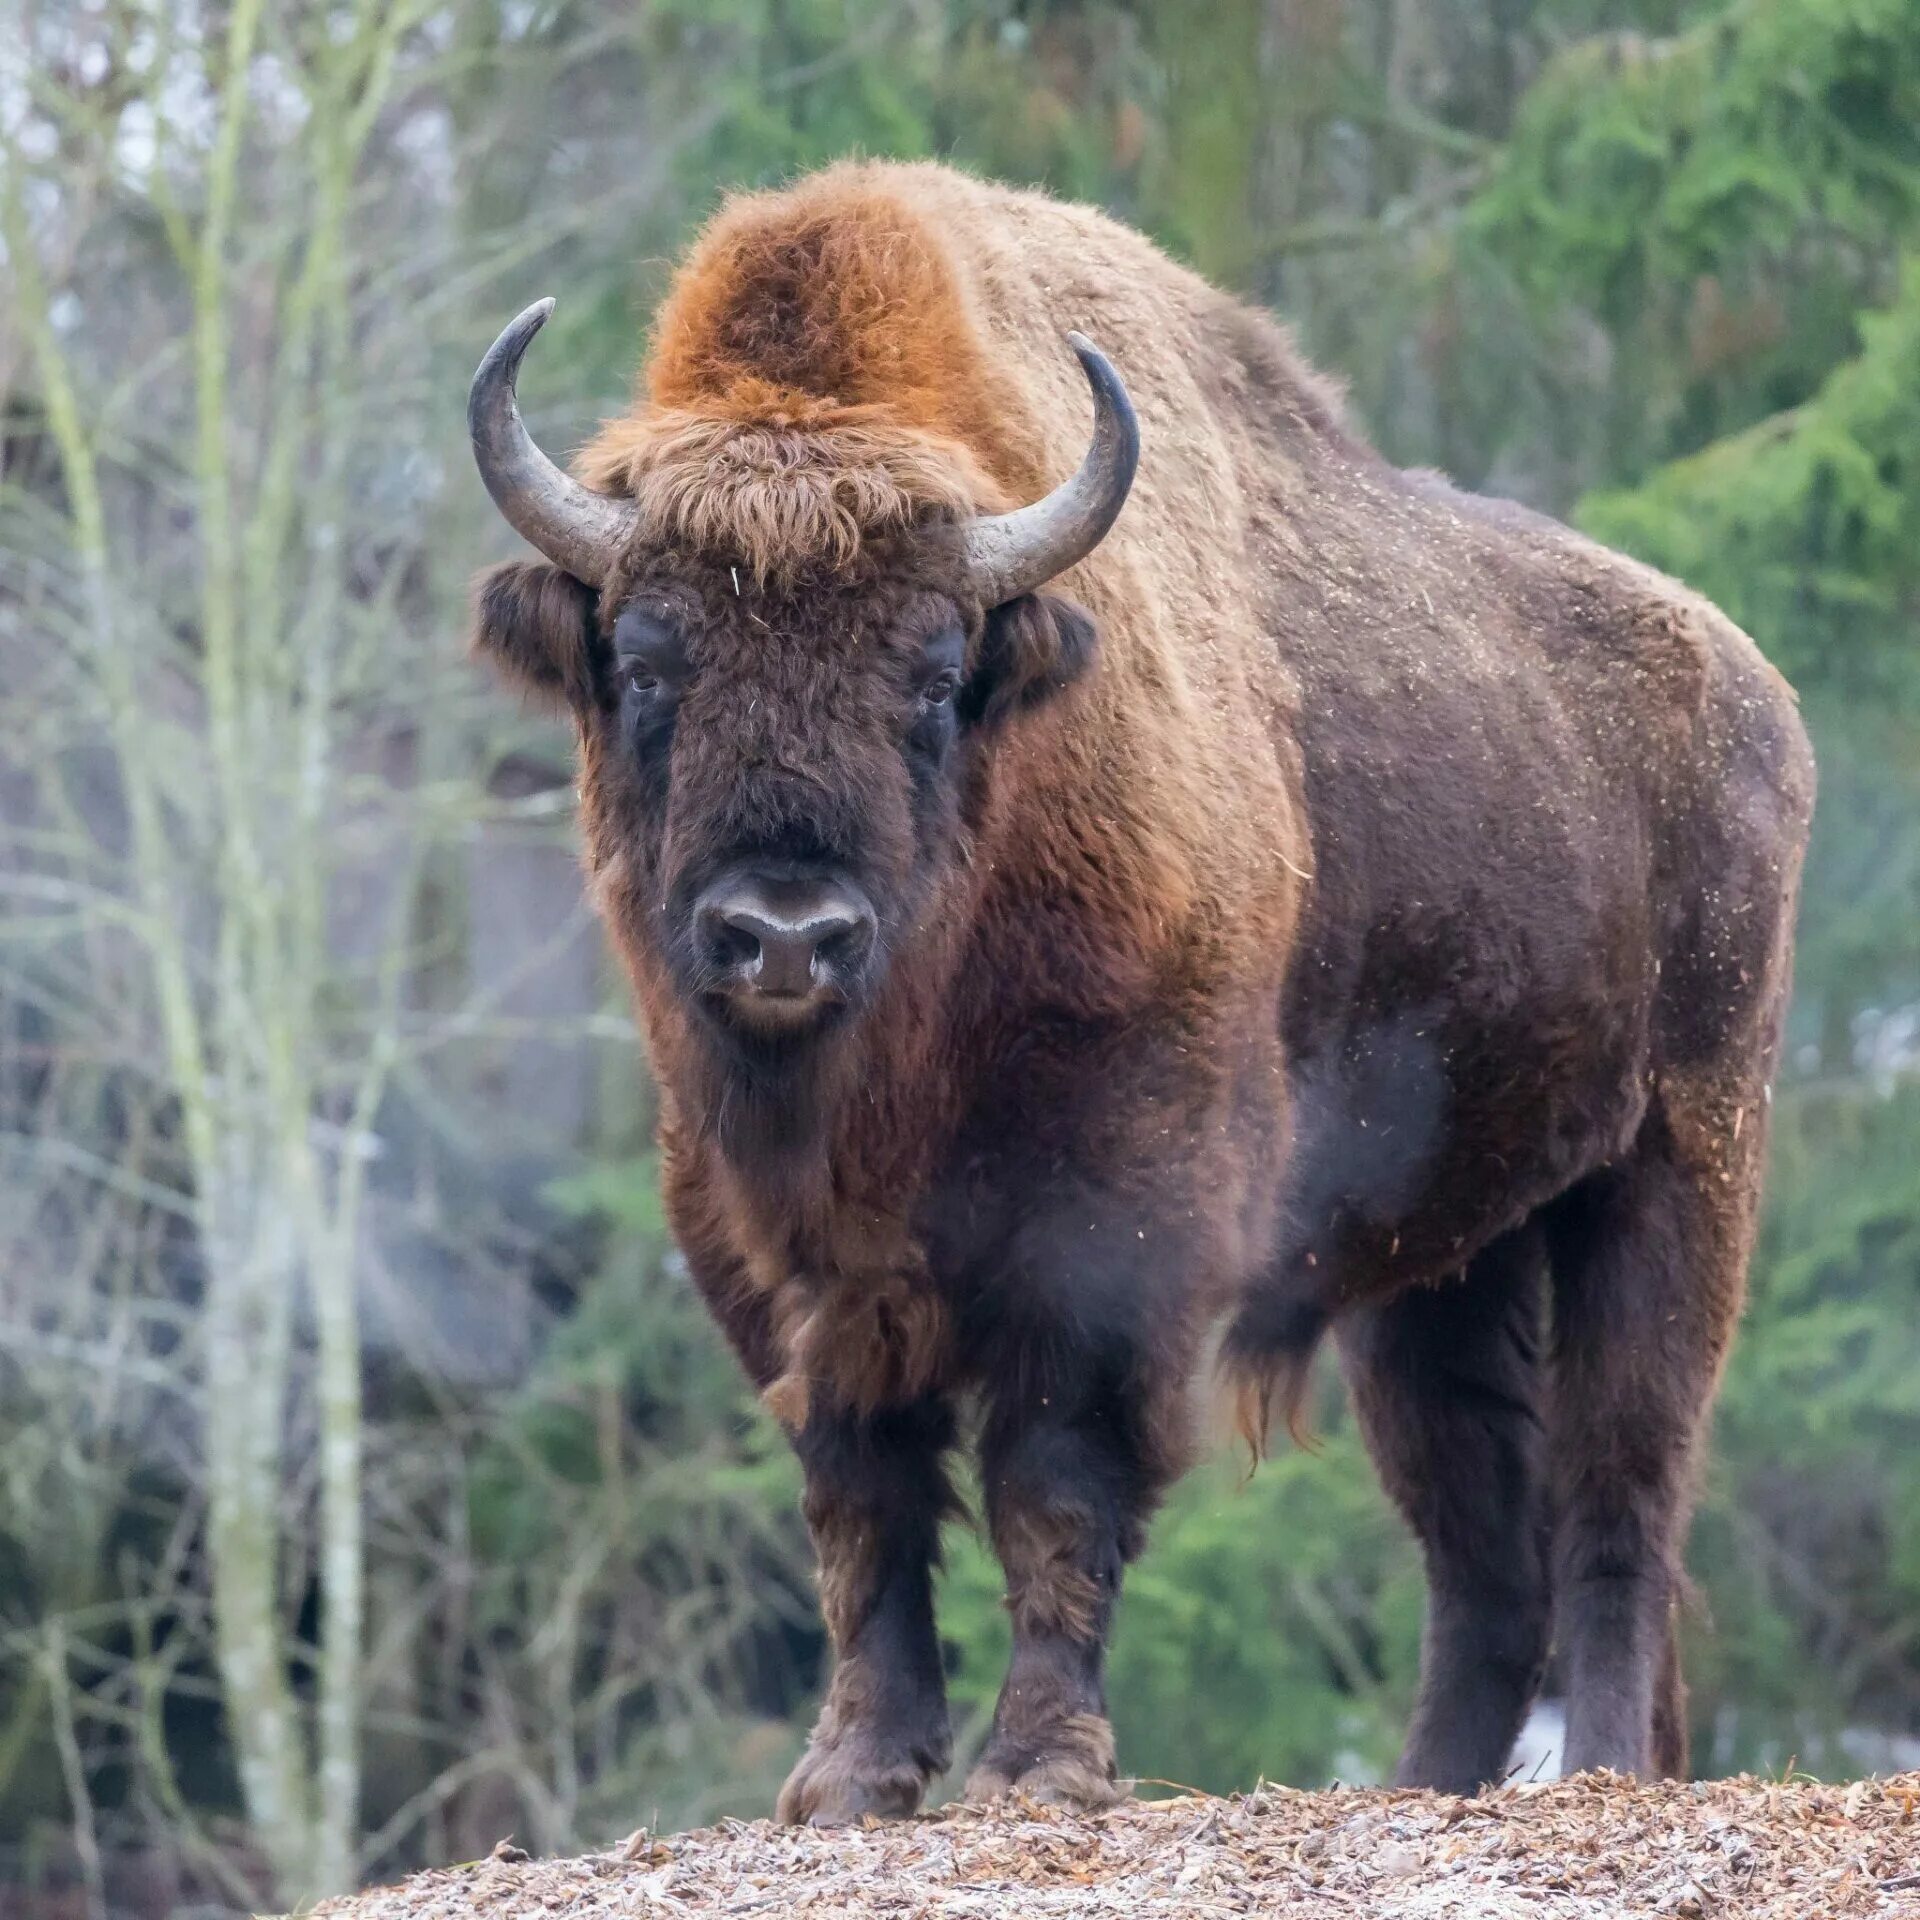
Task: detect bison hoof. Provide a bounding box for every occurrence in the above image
[776,1734,934,1827]
[964,1716,1123,1813]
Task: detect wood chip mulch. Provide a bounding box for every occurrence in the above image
[314,1770,1920,1918]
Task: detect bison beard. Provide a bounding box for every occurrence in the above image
[466,161,1814,1818]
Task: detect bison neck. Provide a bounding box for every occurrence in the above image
[652,927,976,1421]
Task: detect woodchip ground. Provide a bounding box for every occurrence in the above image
[316,1770,1919,1917]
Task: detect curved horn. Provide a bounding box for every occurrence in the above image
[962,331,1139,605]
[468,299,637,587]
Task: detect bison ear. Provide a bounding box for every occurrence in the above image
[962,592,1098,730]
[470,560,603,713]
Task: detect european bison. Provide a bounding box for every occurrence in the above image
[466,161,1813,1819]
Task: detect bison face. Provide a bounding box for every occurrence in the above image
[472,554,1096,1070]
[464,301,1133,1094]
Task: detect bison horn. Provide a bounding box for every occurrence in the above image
[468,299,638,587]
[962,331,1139,606]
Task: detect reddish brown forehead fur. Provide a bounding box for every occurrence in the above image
[575,168,1028,583]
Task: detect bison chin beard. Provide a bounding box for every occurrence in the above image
[690,1007,862,1169]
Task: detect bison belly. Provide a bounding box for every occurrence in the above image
[1270,794,1660,1312]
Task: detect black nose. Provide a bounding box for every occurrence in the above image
[695,877,877,1001]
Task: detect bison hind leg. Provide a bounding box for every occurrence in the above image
[1543,1073,1766,1781]
[1335,1224,1553,1794]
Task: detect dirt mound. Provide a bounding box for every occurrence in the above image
[317,1771,1919,1918]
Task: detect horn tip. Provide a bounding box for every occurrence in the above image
[504,297,557,350]
[472,299,558,421]
[507,296,557,346]
[1065,329,1106,371]
[1062,330,1138,465]
[1063,330,1129,408]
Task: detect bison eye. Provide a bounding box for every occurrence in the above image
[920,669,961,709]
[611,600,689,703]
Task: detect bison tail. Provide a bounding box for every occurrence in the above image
[1216,1298,1329,1468]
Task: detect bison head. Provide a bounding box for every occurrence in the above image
[465,300,1136,1100]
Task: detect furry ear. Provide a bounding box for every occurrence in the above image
[962,592,1098,730]
[470,561,602,712]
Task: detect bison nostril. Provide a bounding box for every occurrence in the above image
[696,879,877,1002]
[705,914,763,973]
[818,930,853,972]
[811,909,872,970]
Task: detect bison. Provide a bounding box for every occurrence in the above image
[465,161,1813,1820]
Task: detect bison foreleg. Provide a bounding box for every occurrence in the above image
[962,1390,1151,1810]
[777,1396,957,1825]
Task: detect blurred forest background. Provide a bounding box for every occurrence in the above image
[1,0,1916,1913]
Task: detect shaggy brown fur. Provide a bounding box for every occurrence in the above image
[469,160,1813,1820]
[583,412,996,587]
[573,175,1033,584]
